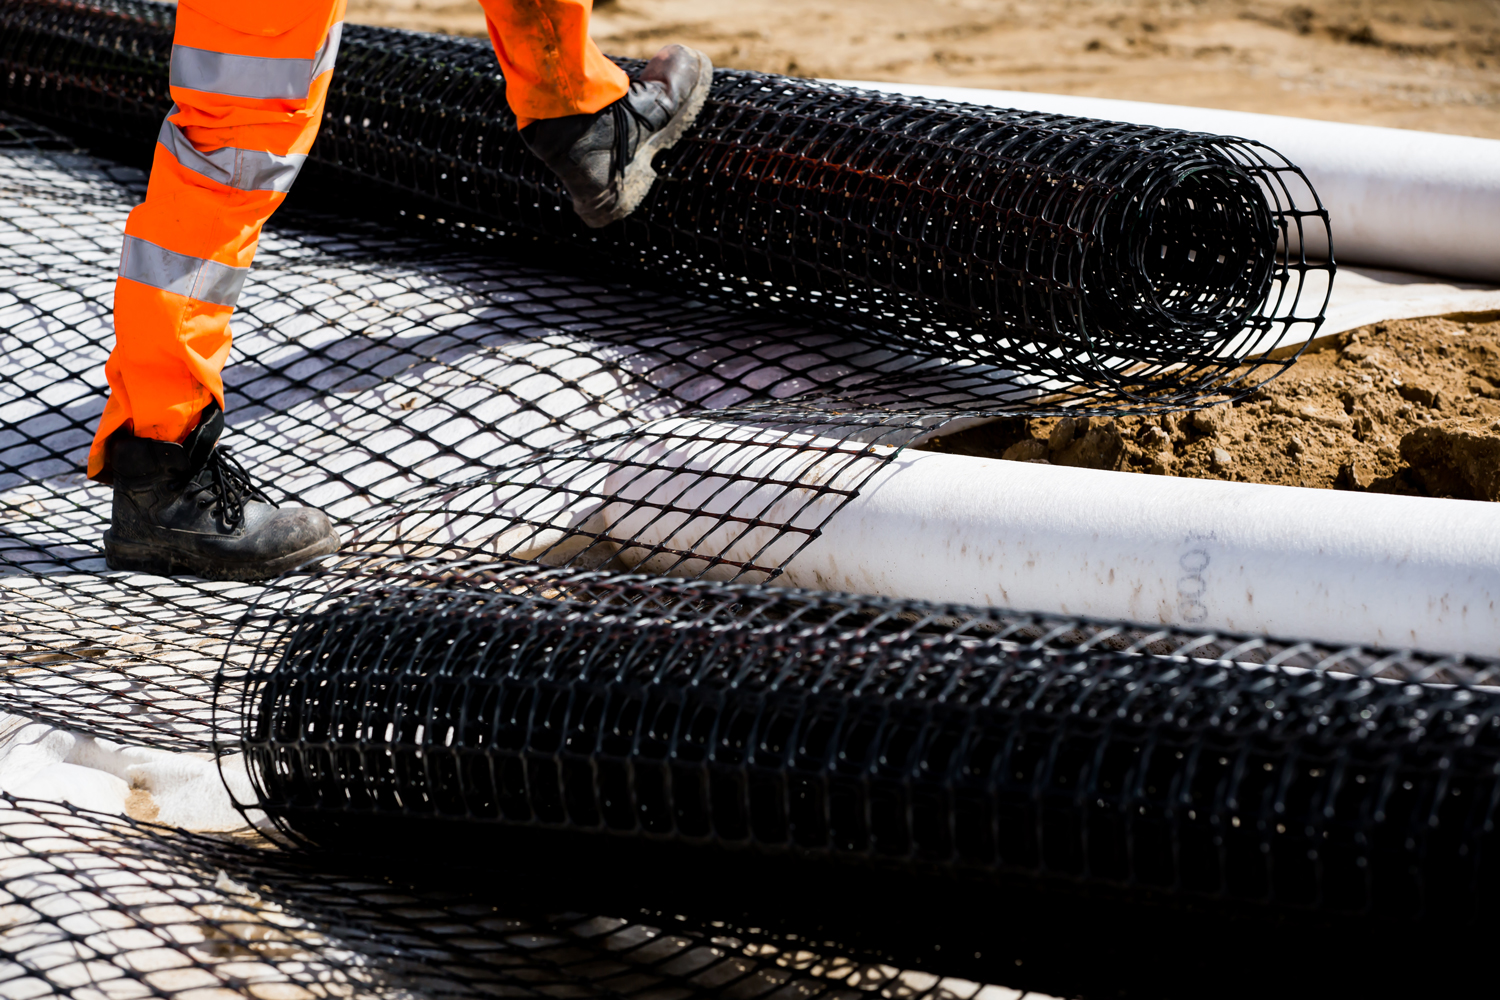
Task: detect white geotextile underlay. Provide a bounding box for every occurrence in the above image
[0,715,253,831]
[1317,264,1500,333]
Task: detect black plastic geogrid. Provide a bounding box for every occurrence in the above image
[0,0,1332,409]
[4,789,1043,1000]
[3,3,1461,998]
[236,561,1500,929]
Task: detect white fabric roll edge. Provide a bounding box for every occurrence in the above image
[596,421,1500,658]
[0,715,261,833]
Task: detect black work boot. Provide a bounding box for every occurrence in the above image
[521,44,713,228]
[102,404,340,581]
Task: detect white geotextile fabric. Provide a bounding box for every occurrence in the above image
[0,716,253,832]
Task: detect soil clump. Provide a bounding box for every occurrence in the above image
[920,313,1500,502]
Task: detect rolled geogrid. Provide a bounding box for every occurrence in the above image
[0,0,1331,406]
[239,567,1500,942]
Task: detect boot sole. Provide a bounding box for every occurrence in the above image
[103,531,342,582]
[577,51,715,229]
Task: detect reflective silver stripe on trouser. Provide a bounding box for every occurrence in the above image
[118,236,249,308]
[170,21,343,100]
[156,108,305,193]
[310,21,342,81]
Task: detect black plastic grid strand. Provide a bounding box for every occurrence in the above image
[233,562,1500,932]
[3,792,1065,1000]
[0,0,1333,411]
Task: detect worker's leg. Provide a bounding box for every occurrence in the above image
[476,0,628,129]
[92,0,343,579]
[89,0,346,480]
[477,0,714,227]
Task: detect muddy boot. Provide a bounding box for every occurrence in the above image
[102,404,340,581]
[521,44,713,228]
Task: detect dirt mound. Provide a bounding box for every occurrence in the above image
[922,312,1500,502]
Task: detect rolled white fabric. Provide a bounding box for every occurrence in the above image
[0,716,263,832]
[67,736,264,831]
[831,80,1500,284]
[6,763,128,816]
[603,429,1500,656]
[599,420,887,579]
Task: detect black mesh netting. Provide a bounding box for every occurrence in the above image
[234,561,1500,927]
[0,0,1332,406]
[4,789,1070,1000]
[0,2,1446,998]
[5,561,1497,1000]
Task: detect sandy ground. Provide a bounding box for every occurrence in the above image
[922,314,1500,501]
[348,0,1500,138]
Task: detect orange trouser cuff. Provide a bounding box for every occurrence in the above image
[481,0,629,129]
[89,277,235,480]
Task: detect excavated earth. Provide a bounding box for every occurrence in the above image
[920,313,1500,501]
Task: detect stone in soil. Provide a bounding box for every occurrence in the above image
[920,312,1500,502]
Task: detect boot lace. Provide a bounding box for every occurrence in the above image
[191,447,271,529]
[608,83,657,181]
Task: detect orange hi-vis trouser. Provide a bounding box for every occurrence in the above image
[88,0,630,481]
